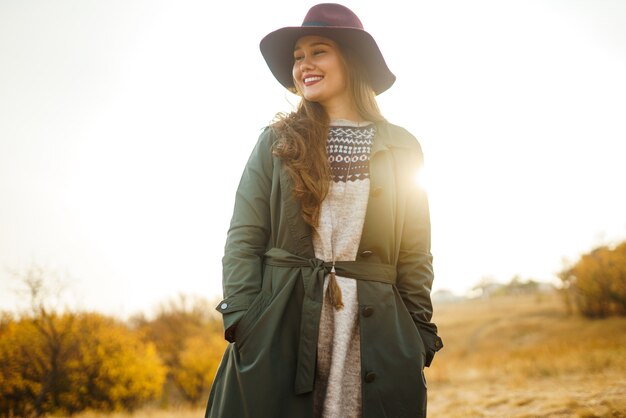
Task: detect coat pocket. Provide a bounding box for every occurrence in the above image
[234,290,272,349]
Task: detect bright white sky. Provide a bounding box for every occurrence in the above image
[1,0,625,318]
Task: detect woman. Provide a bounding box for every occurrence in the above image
[205,4,442,418]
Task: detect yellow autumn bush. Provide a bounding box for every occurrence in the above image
[174,333,227,404]
[0,311,166,417]
[560,240,626,317]
[132,295,226,406]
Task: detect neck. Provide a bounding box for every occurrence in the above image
[321,100,363,122]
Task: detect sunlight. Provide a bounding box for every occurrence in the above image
[414,166,430,192]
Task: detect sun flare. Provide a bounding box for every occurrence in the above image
[415,166,430,192]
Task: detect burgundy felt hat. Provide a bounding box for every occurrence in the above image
[260,3,396,95]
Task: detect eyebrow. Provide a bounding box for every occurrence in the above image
[293,42,333,51]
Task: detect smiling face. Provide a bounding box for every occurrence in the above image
[292,35,353,117]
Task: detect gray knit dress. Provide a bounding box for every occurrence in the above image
[312,120,375,418]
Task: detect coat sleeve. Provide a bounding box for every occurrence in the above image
[215,127,274,342]
[395,136,443,367]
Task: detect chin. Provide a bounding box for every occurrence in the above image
[303,93,326,103]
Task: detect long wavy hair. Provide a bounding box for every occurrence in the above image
[271,45,386,228]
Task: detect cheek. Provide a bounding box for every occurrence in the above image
[329,57,346,81]
[292,66,302,86]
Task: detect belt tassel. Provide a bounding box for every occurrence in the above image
[326,265,344,310]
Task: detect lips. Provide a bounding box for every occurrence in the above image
[303,75,323,86]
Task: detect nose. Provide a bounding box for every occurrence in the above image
[298,55,315,72]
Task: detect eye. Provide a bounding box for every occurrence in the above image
[294,54,304,62]
[313,49,326,56]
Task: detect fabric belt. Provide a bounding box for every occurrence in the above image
[263,247,397,395]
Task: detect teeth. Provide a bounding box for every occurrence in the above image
[304,76,323,83]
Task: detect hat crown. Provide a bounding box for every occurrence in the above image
[302,3,364,30]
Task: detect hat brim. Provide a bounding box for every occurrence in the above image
[260,26,396,96]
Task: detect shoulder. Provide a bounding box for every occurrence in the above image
[377,121,423,154]
[257,125,278,147]
[247,126,278,157]
[241,126,279,173]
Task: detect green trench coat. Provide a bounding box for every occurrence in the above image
[205,122,443,418]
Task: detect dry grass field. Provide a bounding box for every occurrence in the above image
[426,291,626,417]
[51,291,626,418]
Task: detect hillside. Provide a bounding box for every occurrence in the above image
[426,291,626,417]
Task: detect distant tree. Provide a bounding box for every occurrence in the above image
[559,241,626,318]
[469,276,501,298]
[0,265,79,417]
[498,275,541,296]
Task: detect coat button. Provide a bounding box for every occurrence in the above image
[364,372,377,383]
[220,303,228,310]
[362,306,374,317]
[360,250,373,258]
[435,338,443,349]
[225,325,236,343]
